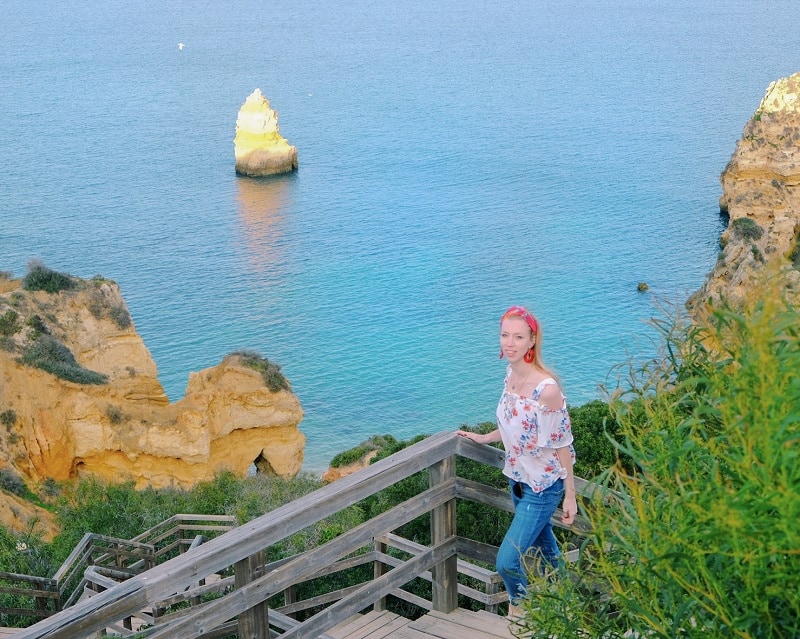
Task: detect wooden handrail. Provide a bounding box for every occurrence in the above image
[12,431,599,639]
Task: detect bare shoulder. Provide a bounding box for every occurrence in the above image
[537,381,565,410]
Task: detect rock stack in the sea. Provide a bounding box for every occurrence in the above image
[234,88,298,176]
[689,71,800,314]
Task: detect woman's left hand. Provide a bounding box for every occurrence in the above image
[561,492,578,525]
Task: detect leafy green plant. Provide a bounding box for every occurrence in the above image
[24,315,49,337]
[522,295,800,639]
[86,284,132,329]
[329,434,397,468]
[568,400,631,481]
[18,336,108,385]
[22,263,75,294]
[730,217,764,242]
[0,469,26,496]
[232,350,289,392]
[0,309,21,337]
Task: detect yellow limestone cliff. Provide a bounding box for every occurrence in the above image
[234,88,298,177]
[0,273,304,492]
[689,72,800,313]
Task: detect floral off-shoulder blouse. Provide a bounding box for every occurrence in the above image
[496,371,575,492]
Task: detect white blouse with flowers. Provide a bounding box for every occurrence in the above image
[496,371,575,492]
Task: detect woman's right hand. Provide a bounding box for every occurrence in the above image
[456,429,501,444]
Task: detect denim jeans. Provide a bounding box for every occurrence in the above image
[496,478,564,604]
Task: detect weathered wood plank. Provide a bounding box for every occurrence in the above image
[409,610,514,639]
[425,609,514,638]
[280,537,458,639]
[429,456,457,613]
[350,614,412,639]
[144,482,457,639]
[327,610,401,639]
[13,432,458,639]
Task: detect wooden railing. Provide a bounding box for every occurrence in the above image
[12,431,596,639]
[0,515,237,627]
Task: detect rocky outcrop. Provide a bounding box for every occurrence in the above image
[0,490,58,541]
[234,88,298,177]
[689,72,800,313]
[0,270,304,492]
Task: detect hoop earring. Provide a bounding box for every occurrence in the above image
[499,350,504,359]
[523,347,535,364]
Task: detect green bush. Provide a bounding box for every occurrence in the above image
[233,350,289,392]
[86,283,132,329]
[0,309,21,337]
[329,435,398,468]
[0,410,17,428]
[730,217,764,242]
[519,296,800,639]
[0,469,26,496]
[22,263,75,294]
[18,336,108,385]
[569,399,631,481]
[24,315,49,337]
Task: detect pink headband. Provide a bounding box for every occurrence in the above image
[500,305,538,335]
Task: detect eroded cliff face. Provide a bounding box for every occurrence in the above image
[689,72,800,314]
[0,274,304,493]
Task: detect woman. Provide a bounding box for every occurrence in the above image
[457,305,577,618]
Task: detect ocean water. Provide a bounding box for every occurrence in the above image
[1,0,798,472]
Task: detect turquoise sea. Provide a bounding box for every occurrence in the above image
[1,0,799,472]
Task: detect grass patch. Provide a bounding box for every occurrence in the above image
[18,336,108,385]
[22,263,75,294]
[730,216,764,242]
[329,435,398,468]
[0,310,21,337]
[232,350,289,392]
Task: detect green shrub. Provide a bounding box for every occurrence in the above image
[0,309,21,337]
[1,410,17,428]
[520,296,800,639]
[24,315,49,337]
[22,263,75,294]
[233,350,289,392]
[105,405,126,424]
[0,469,26,496]
[108,305,132,329]
[730,217,764,242]
[569,400,631,481]
[86,284,132,329]
[329,435,397,468]
[18,336,108,385]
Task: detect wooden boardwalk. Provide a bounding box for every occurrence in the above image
[2,608,516,639]
[329,608,516,639]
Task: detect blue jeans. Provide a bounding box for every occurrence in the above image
[496,478,564,604]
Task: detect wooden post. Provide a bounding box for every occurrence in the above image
[373,538,387,611]
[283,585,297,618]
[234,550,269,639]
[429,455,458,613]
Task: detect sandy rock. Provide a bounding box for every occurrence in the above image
[0,274,305,493]
[234,88,298,177]
[689,71,800,314]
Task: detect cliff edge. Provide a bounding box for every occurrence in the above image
[0,267,305,496]
[689,72,800,313]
